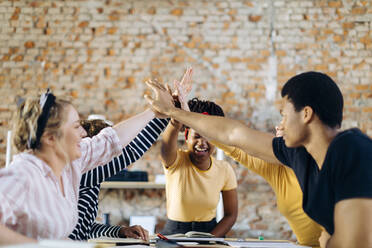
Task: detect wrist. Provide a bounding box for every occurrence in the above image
[118,226,127,238]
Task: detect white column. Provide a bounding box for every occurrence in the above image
[216,148,224,222]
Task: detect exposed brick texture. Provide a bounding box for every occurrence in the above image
[0,0,371,241]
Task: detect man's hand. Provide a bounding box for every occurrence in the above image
[119,225,149,241]
[319,230,331,248]
[144,80,175,116]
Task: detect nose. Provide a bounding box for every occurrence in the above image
[81,127,87,138]
[275,123,284,137]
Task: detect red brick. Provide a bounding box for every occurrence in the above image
[362,107,372,113]
[352,7,366,14]
[172,56,184,63]
[95,26,105,36]
[147,7,156,15]
[170,9,183,16]
[24,41,35,49]
[107,27,118,35]
[2,55,10,61]
[333,35,343,42]
[249,15,262,22]
[109,11,120,21]
[328,1,342,7]
[13,55,23,62]
[244,1,254,7]
[70,90,78,98]
[228,9,237,15]
[247,64,261,70]
[78,21,89,28]
[342,22,354,29]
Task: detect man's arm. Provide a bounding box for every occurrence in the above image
[168,109,280,164]
[325,198,372,248]
[145,80,280,164]
[210,189,238,237]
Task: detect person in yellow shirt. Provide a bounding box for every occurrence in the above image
[210,135,322,248]
[160,98,238,237]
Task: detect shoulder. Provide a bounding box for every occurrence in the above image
[164,149,188,171]
[213,159,235,174]
[332,128,372,149]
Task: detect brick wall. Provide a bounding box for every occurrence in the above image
[0,0,371,241]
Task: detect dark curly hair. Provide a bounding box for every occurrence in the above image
[184,98,224,140]
[80,119,111,138]
[187,98,225,117]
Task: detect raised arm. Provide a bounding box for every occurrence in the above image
[161,121,182,168]
[145,80,280,164]
[80,118,169,186]
[113,109,156,148]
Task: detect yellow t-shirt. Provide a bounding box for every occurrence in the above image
[164,149,237,222]
[213,142,322,248]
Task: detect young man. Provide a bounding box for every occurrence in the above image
[144,71,372,248]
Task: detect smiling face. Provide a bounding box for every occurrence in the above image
[58,105,87,161]
[186,129,215,162]
[279,97,309,148]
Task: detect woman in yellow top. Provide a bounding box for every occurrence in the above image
[160,98,238,237]
[211,139,322,248]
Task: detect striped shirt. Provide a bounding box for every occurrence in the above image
[0,127,122,239]
[69,118,169,240]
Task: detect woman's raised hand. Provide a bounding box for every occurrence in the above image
[174,67,192,112]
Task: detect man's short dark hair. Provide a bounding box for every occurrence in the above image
[281,71,343,128]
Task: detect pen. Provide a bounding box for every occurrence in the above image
[157,233,170,241]
[156,233,184,247]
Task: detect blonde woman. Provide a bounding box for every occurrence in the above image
[0,90,162,245]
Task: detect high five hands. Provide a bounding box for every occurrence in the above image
[144,67,193,117]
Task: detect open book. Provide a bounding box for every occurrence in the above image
[167,231,215,238]
[88,237,149,246]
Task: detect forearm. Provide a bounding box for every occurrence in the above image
[161,122,181,166]
[89,223,121,239]
[0,224,36,245]
[210,214,237,237]
[114,109,155,147]
[81,118,169,186]
[169,109,279,164]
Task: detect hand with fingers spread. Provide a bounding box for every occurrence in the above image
[119,225,149,241]
[172,67,193,128]
[144,79,175,116]
[174,67,192,112]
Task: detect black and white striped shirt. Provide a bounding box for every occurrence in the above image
[69,118,169,240]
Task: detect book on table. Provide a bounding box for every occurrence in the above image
[166,231,215,238]
[88,237,149,245]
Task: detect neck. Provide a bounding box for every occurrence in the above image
[303,124,339,169]
[34,147,67,179]
[189,153,211,170]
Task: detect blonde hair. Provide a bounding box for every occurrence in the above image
[12,96,71,152]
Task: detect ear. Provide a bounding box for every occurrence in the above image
[40,131,56,147]
[302,106,314,124]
